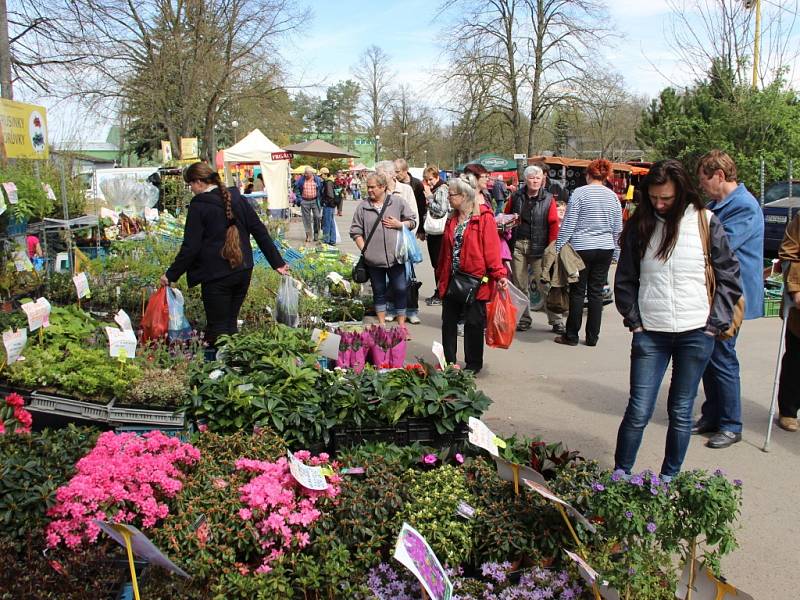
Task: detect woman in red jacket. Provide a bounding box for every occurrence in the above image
[437,175,509,375]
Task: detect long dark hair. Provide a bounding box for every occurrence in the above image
[184,162,243,268]
[623,159,704,261]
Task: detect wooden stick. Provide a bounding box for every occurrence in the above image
[686,538,696,600]
[556,503,582,549]
[420,583,429,599]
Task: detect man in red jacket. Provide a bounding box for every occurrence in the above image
[505,164,563,333]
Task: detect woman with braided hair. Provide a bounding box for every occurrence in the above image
[161,162,289,353]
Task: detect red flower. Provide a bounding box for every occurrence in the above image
[5,393,24,408]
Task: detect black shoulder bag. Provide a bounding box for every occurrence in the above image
[352,201,390,283]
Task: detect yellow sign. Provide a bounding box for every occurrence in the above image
[0,99,49,160]
[180,137,198,159]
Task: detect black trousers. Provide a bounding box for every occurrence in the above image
[565,249,613,344]
[200,269,251,347]
[778,329,800,418]
[427,234,443,292]
[442,296,487,372]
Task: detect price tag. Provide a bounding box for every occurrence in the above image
[3,328,27,364]
[432,341,446,370]
[73,272,91,299]
[456,501,476,520]
[312,328,341,360]
[105,326,137,358]
[326,271,352,294]
[468,417,500,456]
[114,309,133,332]
[21,298,51,331]
[43,183,57,201]
[2,182,18,204]
[287,451,328,490]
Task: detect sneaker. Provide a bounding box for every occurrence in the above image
[425,295,442,306]
[385,315,395,322]
[408,315,421,324]
[706,431,742,449]
[691,418,717,435]
[551,323,566,335]
[457,323,464,337]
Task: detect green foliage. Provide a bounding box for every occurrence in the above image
[637,71,800,191]
[401,465,477,566]
[0,163,52,222]
[0,426,100,550]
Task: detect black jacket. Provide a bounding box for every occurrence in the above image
[614,211,741,335]
[408,175,427,229]
[507,185,555,256]
[165,187,286,286]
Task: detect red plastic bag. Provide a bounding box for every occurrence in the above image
[486,288,517,349]
[141,287,169,343]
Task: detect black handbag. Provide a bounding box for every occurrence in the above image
[351,201,390,284]
[445,270,485,305]
[406,264,423,310]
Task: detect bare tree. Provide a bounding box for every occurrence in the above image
[29,0,305,161]
[441,0,610,156]
[666,0,799,88]
[352,45,394,139]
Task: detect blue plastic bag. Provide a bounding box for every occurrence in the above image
[397,226,423,264]
[166,288,192,341]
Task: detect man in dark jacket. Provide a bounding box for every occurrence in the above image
[395,158,426,239]
[506,164,563,333]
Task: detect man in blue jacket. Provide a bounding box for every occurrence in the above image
[693,150,764,449]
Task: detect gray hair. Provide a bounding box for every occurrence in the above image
[304,167,315,176]
[375,160,396,177]
[448,176,477,210]
[523,165,543,179]
[366,172,391,188]
[459,172,479,190]
[393,158,409,172]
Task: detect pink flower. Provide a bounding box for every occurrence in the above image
[455,453,464,464]
[197,423,208,432]
[423,454,438,465]
[238,508,252,521]
[5,393,24,408]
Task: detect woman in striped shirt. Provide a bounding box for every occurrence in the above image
[554,159,622,347]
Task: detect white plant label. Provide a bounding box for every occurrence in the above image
[114,309,133,332]
[73,272,91,299]
[432,341,446,370]
[326,271,352,294]
[523,479,596,533]
[105,326,137,358]
[43,183,57,201]
[93,521,189,579]
[14,251,33,272]
[2,328,27,364]
[468,417,500,457]
[393,522,453,600]
[3,182,18,204]
[311,328,341,360]
[287,451,328,490]
[21,298,51,331]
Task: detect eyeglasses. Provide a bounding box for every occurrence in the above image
[448,193,462,198]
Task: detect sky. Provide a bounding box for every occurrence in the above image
[34,0,799,145]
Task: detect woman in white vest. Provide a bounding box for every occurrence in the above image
[613,159,742,480]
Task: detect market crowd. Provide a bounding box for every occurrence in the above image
[164,147,800,481]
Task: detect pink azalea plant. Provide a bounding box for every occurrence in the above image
[0,393,33,435]
[234,450,340,574]
[46,431,200,549]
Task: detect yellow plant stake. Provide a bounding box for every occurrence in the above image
[511,463,520,495]
[555,504,601,600]
[112,525,141,600]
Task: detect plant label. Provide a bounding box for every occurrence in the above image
[311,328,341,360]
[93,520,190,579]
[105,326,137,358]
[2,181,18,204]
[13,251,33,272]
[2,328,27,364]
[114,309,133,332]
[494,456,546,487]
[676,559,753,600]
[287,451,328,490]
[21,298,51,331]
[43,183,57,201]
[73,272,91,299]
[468,417,500,456]
[237,383,254,393]
[456,501,476,520]
[144,207,159,221]
[393,522,453,600]
[564,550,620,600]
[431,341,446,370]
[100,206,119,224]
[523,479,596,533]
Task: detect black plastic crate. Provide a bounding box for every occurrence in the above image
[331,423,404,450]
[332,418,469,451]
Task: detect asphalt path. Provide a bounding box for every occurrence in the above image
[286,197,797,599]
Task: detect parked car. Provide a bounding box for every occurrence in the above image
[763,196,800,259]
[764,180,800,205]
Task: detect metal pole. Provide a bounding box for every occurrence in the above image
[763,264,791,452]
[59,161,74,275]
[760,159,765,206]
[789,160,793,199]
[0,0,13,99]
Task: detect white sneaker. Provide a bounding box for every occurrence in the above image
[385,315,395,322]
[408,315,421,324]
[457,323,465,337]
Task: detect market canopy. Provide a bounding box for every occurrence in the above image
[350,163,370,171]
[457,153,517,172]
[529,155,633,173]
[221,129,290,210]
[283,139,360,159]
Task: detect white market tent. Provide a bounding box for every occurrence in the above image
[222,129,290,210]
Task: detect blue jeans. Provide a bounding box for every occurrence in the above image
[368,263,407,316]
[700,335,742,433]
[321,206,336,244]
[614,328,715,477]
